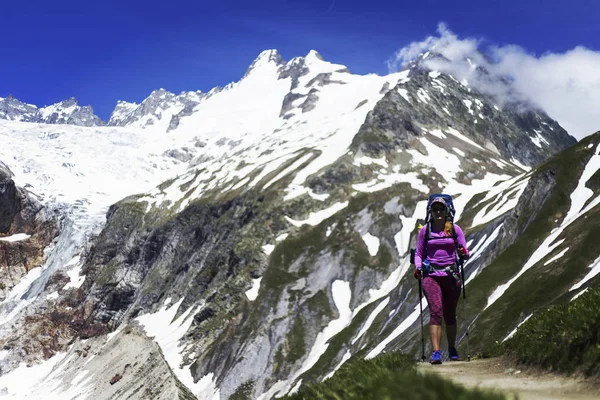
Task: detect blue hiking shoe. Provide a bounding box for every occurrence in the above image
[449,347,460,361]
[430,350,442,364]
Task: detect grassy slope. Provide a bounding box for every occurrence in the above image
[280,352,507,400]
[501,286,600,377]
[458,132,600,354]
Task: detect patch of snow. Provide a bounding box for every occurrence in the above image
[262,244,275,255]
[428,71,441,79]
[365,302,421,359]
[0,266,43,325]
[353,155,388,168]
[136,299,219,399]
[0,233,30,242]
[323,350,351,381]
[408,138,462,179]
[263,152,314,189]
[46,291,59,300]
[352,171,428,194]
[245,277,262,301]
[0,352,90,400]
[276,233,288,241]
[397,88,410,102]
[571,287,589,302]
[463,99,474,115]
[502,314,533,342]
[289,380,302,395]
[452,147,465,157]
[106,325,125,343]
[395,200,428,256]
[530,133,545,148]
[285,201,348,227]
[63,260,86,290]
[428,129,447,139]
[464,224,504,285]
[361,233,380,256]
[397,69,411,84]
[445,127,484,151]
[491,158,508,168]
[544,248,569,266]
[417,88,431,103]
[308,190,329,201]
[564,143,600,224]
[510,158,531,172]
[352,297,389,344]
[471,176,530,227]
[570,254,600,292]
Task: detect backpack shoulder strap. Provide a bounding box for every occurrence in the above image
[450,223,463,262]
[424,221,432,255]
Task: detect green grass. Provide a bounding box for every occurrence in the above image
[287,317,307,364]
[502,286,600,377]
[281,352,507,400]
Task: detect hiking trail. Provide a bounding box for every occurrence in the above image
[417,357,600,400]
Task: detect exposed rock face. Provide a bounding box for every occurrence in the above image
[39,97,106,127]
[108,89,205,129]
[278,57,310,90]
[0,163,19,233]
[0,163,60,299]
[74,190,279,332]
[0,96,39,122]
[352,69,576,167]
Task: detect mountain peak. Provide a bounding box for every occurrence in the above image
[147,88,175,100]
[59,97,79,107]
[254,49,283,65]
[243,49,286,78]
[306,49,324,61]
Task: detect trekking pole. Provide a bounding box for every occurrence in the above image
[459,256,471,361]
[418,275,426,362]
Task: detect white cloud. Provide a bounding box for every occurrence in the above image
[388,23,600,140]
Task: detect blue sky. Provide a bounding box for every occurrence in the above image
[1,0,598,121]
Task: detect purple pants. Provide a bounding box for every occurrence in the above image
[422,275,461,326]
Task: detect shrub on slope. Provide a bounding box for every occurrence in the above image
[503,286,600,377]
[281,352,506,400]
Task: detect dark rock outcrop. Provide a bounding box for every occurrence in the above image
[0,162,60,299]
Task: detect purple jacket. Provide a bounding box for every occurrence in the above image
[415,224,469,276]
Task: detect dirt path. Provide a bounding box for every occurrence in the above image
[417,357,600,400]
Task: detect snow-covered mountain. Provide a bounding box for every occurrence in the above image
[0,88,205,131]
[0,96,105,127]
[108,89,205,131]
[0,47,595,400]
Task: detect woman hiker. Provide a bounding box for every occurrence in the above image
[413,196,469,364]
